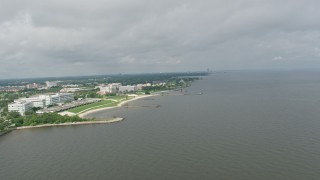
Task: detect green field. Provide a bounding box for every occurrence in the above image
[104,96,128,101]
[67,96,132,114]
[68,100,118,114]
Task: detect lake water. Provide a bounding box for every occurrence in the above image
[1,71,320,180]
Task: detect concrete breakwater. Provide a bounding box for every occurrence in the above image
[15,117,124,130]
[0,130,12,136]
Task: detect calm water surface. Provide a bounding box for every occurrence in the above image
[1,71,320,179]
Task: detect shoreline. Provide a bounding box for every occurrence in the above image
[2,94,158,133]
[0,129,12,136]
[15,117,124,130]
[78,94,158,118]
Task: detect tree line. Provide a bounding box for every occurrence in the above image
[0,111,90,132]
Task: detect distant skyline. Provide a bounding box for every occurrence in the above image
[1,0,320,78]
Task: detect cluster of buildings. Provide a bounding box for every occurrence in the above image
[97,83,152,95]
[0,86,25,92]
[27,81,59,89]
[0,81,61,92]
[8,93,74,116]
[5,79,170,115]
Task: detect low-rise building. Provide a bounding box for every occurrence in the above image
[8,101,33,116]
[98,85,111,95]
[62,84,79,88]
[152,81,167,86]
[19,97,46,108]
[119,85,137,92]
[109,83,121,93]
[59,93,74,103]
[136,83,151,90]
[26,83,39,89]
[136,84,144,90]
[39,93,74,106]
[98,83,121,94]
[45,81,58,88]
[0,86,25,92]
[60,88,82,93]
[8,93,75,116]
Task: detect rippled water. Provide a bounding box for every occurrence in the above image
[1,71,320,180]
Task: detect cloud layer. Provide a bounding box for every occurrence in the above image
[1,0,320,78]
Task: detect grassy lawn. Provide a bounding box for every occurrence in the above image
[68,100,117,114]
[67,96,135,114]
[104,95,128,101]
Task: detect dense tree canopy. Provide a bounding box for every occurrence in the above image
[0,111,89,131]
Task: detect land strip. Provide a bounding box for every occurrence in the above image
[15,117,124,130]
[77,94,157,118]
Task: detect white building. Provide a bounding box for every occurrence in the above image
[59,93,74,102]
[109,83,121,93]
[136,83,151,90]
[98,83,121,94]
[119,85,137,92]
[8,93,74,115]
[62,84,79,88]
[8,101,33,116]
[60,88,82,93]
[98,85,111,94]
[39,93,74,106]
[136,84,144,90]
[152,81,166,86]
[18,97,46,108]
[26,83,39,89]
[45,81,58,88]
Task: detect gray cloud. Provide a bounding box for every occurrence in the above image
[1,0,320,78]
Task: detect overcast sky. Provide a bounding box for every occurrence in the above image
[1,0,320,78]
